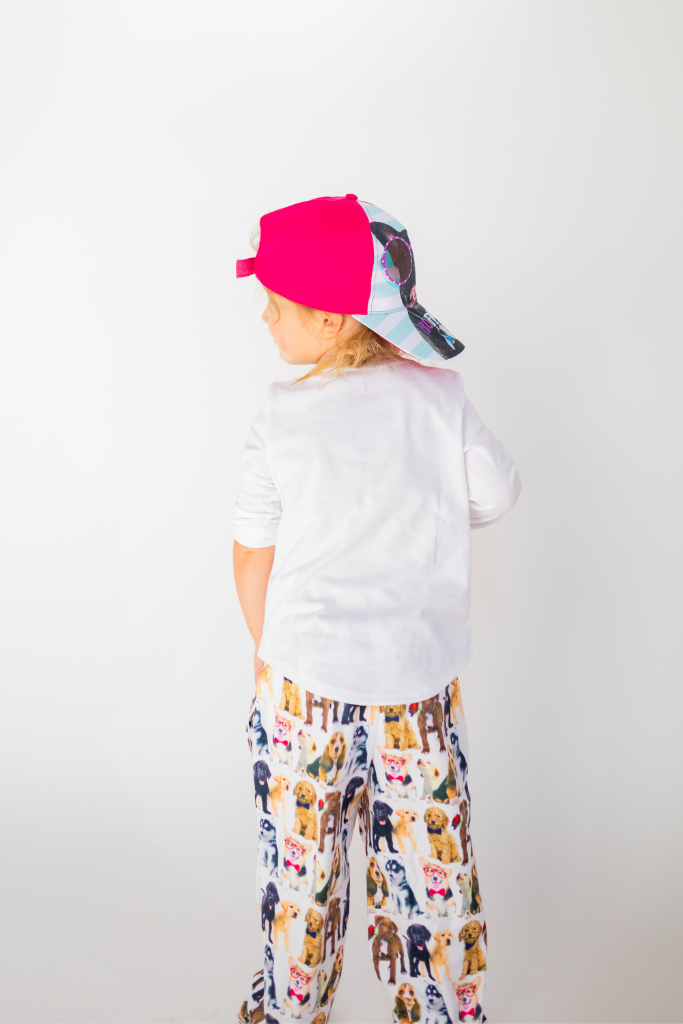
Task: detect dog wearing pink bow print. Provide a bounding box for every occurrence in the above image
[420,857,456,918]
[379,748,416,798]
[453,976,483,1021]
[272,710,294,766]
[284,958,315,1018]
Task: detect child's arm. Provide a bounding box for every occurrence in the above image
[463,397,521,527]
[233,541,275,682]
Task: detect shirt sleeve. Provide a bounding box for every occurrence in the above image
[462,396,521,529]
[232,402,282,548]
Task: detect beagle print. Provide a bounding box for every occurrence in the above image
[241,667,486,1024]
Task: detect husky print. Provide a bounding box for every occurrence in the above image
[369,219,463,359]
[449,730,468,782]
[263,944,279,1011]
[379,748,416,799]
[345,724,369,776]
[424,983,453,1024]
[385,858,422,919]
[246,669,485,1024]
[249,701,269,756]
[258,816,279,877]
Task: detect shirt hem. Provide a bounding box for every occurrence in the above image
[256,646,473,706]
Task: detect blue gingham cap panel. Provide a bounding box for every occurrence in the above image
[358,202,407,314]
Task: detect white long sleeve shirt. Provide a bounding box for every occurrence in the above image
[233,360,520,704]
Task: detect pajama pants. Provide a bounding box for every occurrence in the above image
[240,665,487,1024]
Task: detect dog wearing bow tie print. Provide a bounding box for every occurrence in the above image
[381,706,420,750]
[299,907,324,968]
[292,780,318,841]
[453,975,483,1020]
[281,831,312,893]
[424,806,460,864]
[284,958,315,1018]
[271,711,294,766]
[420,857,456,918]
[379,748,416,799]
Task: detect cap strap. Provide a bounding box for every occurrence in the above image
[236,257,256,278]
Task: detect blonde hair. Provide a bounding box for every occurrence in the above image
[265,290,403,383]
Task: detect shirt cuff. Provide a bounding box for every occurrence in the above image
[233,522,279,548]
[470,469,522,529]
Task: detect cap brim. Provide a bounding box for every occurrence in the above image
[352,307,464,367]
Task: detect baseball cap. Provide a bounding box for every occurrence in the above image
[236,194,464,366]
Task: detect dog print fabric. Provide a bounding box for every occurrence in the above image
[240,670,487,1024]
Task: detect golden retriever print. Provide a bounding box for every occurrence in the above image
[268,773,290,819]
[458,920,487,979]
[272,900,301,952]
[280,678,304,719]
[256,663,274,700]
[424,806,460,863]
[300,907,324,968]
[246,669,484,1024]
[381,705,420,750]
[292,780,318,841]
[393,807,419,852]
[430,929,455,983]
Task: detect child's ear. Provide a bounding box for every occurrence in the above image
[317,311,345,339]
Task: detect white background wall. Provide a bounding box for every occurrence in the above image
[1,2,682,1022]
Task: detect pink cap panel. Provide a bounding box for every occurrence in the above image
[252,195,374,313]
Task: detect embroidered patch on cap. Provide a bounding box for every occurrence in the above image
[380,236,413,286]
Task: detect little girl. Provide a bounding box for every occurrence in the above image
[233,194,520,1024]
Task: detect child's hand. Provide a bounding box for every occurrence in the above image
[254,650,265,685]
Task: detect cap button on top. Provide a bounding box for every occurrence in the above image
[345,193,358,200]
